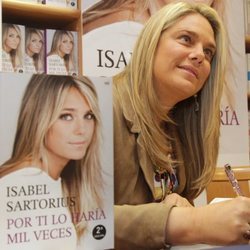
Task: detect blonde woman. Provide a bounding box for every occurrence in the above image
[47,30,77,75]
[2,23,24,73]
[82,0,225,77]
[25,28,45,73]
[113,2,250,249]
[0,74,103,250]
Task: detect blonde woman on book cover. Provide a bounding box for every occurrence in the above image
[2,23,24,73]
[25,28,45,73]
[112,2,250,249]
[82,0,224,77]
[47,30,77,75]
[0,74,103,250]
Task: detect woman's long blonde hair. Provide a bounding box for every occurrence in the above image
[114,2,227,199]
[0,74,103,238]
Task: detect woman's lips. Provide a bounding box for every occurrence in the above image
[178,65,198,79]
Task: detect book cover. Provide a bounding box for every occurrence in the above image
[45,0,77,9]
[46,29,78,76]
[0,73,114,250]
[2,23,25,73]
[24,27,45,74]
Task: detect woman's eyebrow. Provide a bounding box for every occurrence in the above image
[179,29,216,50]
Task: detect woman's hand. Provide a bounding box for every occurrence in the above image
[165,196,250,246]
[162,192,193,207]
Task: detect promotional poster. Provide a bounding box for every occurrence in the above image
[81,0,249,167]
[0,73,114,250]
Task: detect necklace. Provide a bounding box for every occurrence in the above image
[153,153,178,201]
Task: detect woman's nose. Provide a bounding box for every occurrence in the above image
[189,44,205,65]
[75,120,86,134]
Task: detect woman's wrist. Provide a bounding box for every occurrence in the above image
[165,206,203,245]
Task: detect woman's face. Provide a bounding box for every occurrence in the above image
[45,87,95,167]
[59,34,73,56]
[4,27,20,52]
[27,33,43,56]
[153,13,216,107]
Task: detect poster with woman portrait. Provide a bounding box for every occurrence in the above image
[81,0,249,168]
[0,72,114,250]
[217,0,249,167]
[46,29,78,76]
[82,0,144,77]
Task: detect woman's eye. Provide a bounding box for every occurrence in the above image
[204,49,214,61]
[180,35,191,43]
[85,112,95,120]
[59,114,72,121]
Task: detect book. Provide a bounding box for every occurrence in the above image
[2,23,25,73]
[0,73,114,250]
[46,29,78,76]
[24,27,45,74]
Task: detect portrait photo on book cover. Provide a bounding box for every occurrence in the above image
[2,23,25,73]
[46,29,78,76]
[0,73,114,250]
[24,27,45,74]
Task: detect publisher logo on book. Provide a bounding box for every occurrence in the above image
[92,225,106,240]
